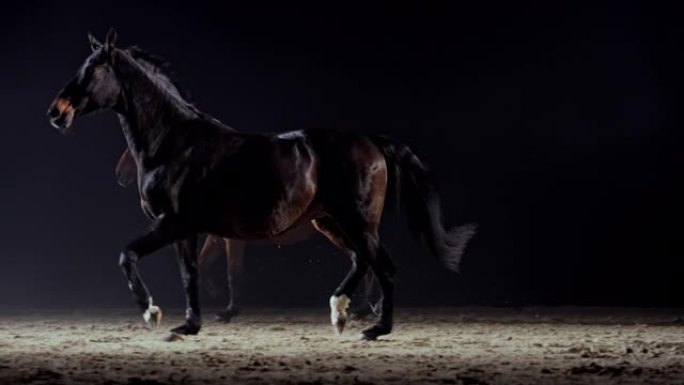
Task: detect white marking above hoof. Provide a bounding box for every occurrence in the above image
[143,304,163,328]
[330,294,350,334]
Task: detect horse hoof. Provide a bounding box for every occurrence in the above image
[214,310,237,323]
[333,318,347,335]
[170,322,201,336]
[143,305,163,329]
[214,314,232,323]
[163,332,184,342]
[360,324,391,341]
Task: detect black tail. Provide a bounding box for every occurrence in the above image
[370,135,476,272]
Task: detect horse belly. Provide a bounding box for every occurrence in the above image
[266,176,317,235]
[200,153,317,239]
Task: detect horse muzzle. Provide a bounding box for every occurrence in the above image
[47,98,77,132]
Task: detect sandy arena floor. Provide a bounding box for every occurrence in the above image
[0,307,683,384]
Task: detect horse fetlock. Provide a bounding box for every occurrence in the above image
[143,302,163,328]
[330,294,351,334]
[185,309,202,327]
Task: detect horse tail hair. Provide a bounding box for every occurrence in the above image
[369,135,476,272]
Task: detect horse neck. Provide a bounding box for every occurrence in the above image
[112,50,198,163]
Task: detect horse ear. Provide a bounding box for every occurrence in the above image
[88,32,102,52]
[105,28,118,52]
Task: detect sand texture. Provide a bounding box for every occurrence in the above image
[1,307,683,384]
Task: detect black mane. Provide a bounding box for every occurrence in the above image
[123,46,229,126]
[125,46,191,101]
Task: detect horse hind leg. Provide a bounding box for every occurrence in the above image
[324,205,395,339]
[349,271,381,319]
[335,220,395,340]
[215,239,245,323]
[359,241,395,340]
[311,217,369,335]
[198,235,224,298]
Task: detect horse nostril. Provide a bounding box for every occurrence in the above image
[48,106,61,118]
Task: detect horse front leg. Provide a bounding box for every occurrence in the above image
[167,235,202,340]
[119,215,187,329]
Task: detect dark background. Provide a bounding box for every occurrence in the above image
[0,1,682,309]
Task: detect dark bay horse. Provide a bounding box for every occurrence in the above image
[48,30,476,341]
[117,143,380,323]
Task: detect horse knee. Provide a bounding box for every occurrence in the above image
[119,250,137,271]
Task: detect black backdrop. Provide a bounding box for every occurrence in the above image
[1,1,683,308]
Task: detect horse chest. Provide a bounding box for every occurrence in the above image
[139,167,172,215]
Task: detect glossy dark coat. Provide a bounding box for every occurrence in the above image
[116,148,381,322]
[48,30,475,341]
